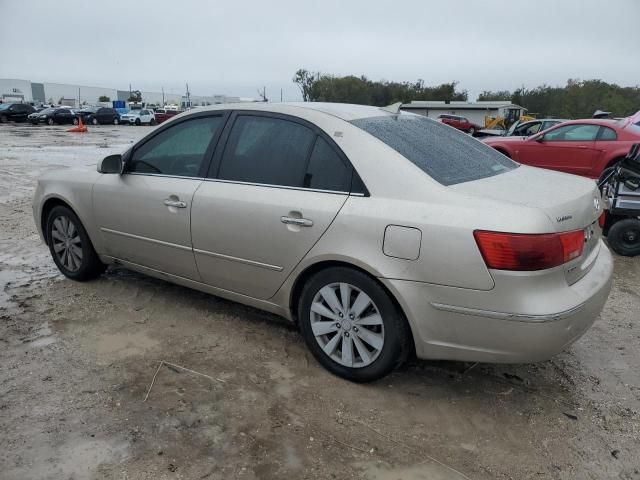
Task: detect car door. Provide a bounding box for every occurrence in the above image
[55,108,72,124]
[92,113,227,280]
[516,123,600,176]
[191,112,353,299]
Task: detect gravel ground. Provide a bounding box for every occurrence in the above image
[0,123,639,480]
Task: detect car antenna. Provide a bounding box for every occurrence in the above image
[379,102,402,114]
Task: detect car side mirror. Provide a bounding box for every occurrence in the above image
[98,154,123,174]
[533,135,544,143]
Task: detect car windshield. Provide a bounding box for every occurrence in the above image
[0,103,13,111]
[351,114,518,186]
[39,108,55,114]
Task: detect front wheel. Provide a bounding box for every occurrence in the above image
[150,118,157,126]
[113,117,119,125]
[607,218,640,256]
[72,118,79,125]
[298,267,412,382]
[468,127,476,136]
[92,117,99,125]
[47,118,55,126]
[135,118,141,126]
[46,206,106,281]
[0,115,7,123]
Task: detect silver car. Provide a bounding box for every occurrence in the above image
[33,103,613,382]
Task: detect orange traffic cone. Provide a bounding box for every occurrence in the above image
[68,115,88,133]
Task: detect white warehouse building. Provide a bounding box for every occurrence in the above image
[0,78,249,108]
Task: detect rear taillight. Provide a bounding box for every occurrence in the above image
[598,210,606,228]
[474,230,585,271]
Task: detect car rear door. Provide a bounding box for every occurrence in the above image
[93,113,227,280]
[191,111,352,299]
[517,123,600,176]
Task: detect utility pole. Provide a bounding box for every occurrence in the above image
[162,86,165,107]
[280,88,283,102]
[185,83,190,108]
[78,87,80,108]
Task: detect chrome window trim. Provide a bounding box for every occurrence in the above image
[121,172,365,195]
[124,172,205,181]
[202,177,358,196]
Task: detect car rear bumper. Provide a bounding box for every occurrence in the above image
[384,240,613,363]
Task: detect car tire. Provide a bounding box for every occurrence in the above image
[72,118,79,125]
[607,218,640,257]
[150,118,157,126]
[92,117,98,125]
[0,115,7,123]
[297,267,412,382]
[114,118,119,125]
[468,127,476,136]
[135,118,141,126]
[46,205,106,281]
[47,118,54,126]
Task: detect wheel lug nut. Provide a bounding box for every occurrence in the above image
[349,314,354,319]
[353,326,358,332]
[338,312,343,318]
[335,323,341,329]
[344,332,350,337]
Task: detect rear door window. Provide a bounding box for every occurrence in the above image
[351,114,517,186]
[304,136,352,192]
[217,115,316,187]
[597,126,617,140]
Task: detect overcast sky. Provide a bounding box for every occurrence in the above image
[1,0,638,101]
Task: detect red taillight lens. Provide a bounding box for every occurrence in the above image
[598,210,606,228]
[474,230,584,271]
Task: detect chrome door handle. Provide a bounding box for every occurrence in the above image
[281,216,313,227]
[164,199,187,208]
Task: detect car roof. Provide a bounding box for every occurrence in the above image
[189,102,395,121]
[559,118,622,127]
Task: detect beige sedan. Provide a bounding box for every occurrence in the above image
[33,102,613,382]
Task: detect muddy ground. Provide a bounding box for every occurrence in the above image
[0,123,639,480]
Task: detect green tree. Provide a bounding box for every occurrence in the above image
[99,95,111,102]
[293,70,467,106]
[477,90,512,101]
[127,90,142,102]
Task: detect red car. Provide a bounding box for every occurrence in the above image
[482,119,640,181]
[154,108,180,124]
[437,114,482,135]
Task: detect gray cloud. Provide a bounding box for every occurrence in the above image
[1,0,638,101]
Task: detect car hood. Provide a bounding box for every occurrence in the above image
[450,165,602,233]
[121,112,140,117]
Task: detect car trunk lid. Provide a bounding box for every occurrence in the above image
[451,165,603,284]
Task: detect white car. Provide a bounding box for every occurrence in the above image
[120,109,156,126]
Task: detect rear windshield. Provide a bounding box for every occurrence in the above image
[351,114,518,185]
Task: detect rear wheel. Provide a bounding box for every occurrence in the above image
[0,115,7,123]
[297,267,412,382]
[46,206,106,281]
[113,117,119,125]
[607,218,640,256]
[468,127,476,136]
[72,118,79,125]
[47,118,55,126]
[150,118,157,126]
[92,117,98,125]
[135,118,141,126]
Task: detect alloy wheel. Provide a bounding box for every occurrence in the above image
[51,215,83,272]
[310,282,385,368]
